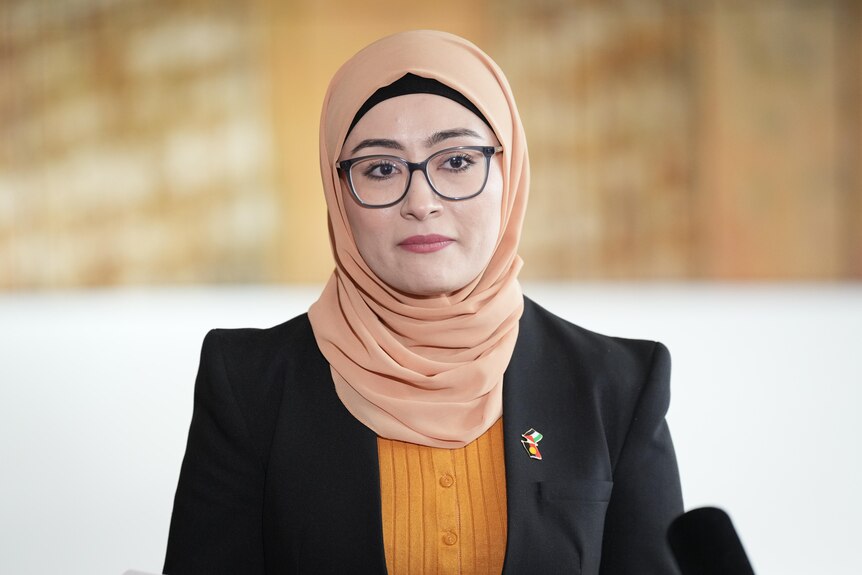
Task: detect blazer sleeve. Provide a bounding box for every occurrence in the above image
[163,330,266,575]
[600,342,684,575]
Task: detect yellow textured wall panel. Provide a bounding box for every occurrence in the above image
[1,0,860,289]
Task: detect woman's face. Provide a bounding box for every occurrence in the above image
[339,93,503,297]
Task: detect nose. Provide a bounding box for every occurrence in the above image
[400,169,442,220]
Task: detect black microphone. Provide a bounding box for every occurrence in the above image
[667,507,756,575]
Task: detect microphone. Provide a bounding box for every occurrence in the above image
[667,507,756,575]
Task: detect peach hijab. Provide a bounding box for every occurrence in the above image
[308,30,529,448]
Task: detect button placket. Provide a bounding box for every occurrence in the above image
[431,449,460,569]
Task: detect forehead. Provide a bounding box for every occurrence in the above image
[343,93,496,148]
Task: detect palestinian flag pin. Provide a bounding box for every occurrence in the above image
[521,428,544,460]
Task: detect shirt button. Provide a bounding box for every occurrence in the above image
[443,531,458,546]
[439,473,455,488]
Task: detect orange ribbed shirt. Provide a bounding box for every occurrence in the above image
[376,418,508,575]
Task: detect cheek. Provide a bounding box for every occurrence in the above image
[342,186,392,259]
[478,174,504,245]
[482,201,503,253]
[342,184,372,242]
[484,162,504,226]
[459,183,503,262]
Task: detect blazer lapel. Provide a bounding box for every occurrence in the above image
[265,330,388,573]
[501,298,609,574]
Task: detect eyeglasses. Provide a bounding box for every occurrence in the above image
[337,145,503,208]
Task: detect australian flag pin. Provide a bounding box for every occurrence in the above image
[521,428,543,460]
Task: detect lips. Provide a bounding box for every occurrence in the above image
[398,234,455,253]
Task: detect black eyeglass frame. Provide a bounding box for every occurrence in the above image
[337,145,503,208]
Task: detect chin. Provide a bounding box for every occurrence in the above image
[402,284,457,298]
[390,276,464,298]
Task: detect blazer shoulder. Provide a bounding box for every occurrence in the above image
[206,313,316,368]
[202,311,321,410]
[518,296,674,470]
[521,295,668,378]
[199,313,322,464]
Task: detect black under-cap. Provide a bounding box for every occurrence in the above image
[347,73,492,136]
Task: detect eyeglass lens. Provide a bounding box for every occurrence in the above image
[349,148,490,206]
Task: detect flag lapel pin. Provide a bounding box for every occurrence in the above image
[521,428,543,460]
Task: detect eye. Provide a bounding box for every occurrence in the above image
[437,152,477,173]
[362,160,401,180]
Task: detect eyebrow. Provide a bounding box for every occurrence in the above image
[349,128,483,155]
[424,128,483,148]
[350,138,405,155]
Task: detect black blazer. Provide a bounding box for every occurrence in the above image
[164,297,683,574]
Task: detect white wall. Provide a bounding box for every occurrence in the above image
[1,283,860,574]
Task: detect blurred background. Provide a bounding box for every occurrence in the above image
[2,0,859,288]
[2,0,861,574]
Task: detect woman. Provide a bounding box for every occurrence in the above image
[164,30,683,574]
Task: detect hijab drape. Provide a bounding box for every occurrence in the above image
[308,30,529,448]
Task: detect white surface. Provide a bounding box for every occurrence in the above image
[1,282,860,574]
